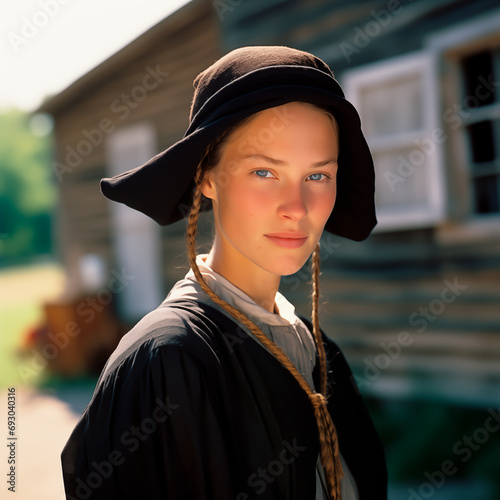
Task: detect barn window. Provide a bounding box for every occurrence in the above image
[460,48,500,215]
[341,52,445,232]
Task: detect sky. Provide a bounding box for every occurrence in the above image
[0,0,190,112]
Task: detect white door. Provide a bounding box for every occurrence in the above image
[105,123,163,322]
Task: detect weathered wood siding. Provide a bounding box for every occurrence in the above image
[43,0,221,298]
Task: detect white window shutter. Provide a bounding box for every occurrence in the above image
[342,52,446,231]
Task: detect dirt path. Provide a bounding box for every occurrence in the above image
[1,384,93,500]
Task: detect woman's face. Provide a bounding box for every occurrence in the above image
[202,101,339,278]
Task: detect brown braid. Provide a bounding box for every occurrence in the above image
[310,243,344,499]
[186,151,344,499]
[311,244,327,396]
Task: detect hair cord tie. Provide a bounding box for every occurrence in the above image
[187,155,344,499]
[309,392,344,499]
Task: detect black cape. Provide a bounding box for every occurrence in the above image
[62,299,387,499]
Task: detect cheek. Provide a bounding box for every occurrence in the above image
[309,189,337,228]
[219,179,271,219]
[216,181,261,237]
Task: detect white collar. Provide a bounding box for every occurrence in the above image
[182,254,299,327]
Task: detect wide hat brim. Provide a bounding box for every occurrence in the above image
[101,63,376,241]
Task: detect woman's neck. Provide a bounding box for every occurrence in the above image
[204,246,280,313]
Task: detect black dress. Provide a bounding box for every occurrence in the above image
[61,299,387,500]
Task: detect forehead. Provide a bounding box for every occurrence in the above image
[202,105,338,178]
[228,102,338,142]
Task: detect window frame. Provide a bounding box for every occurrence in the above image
[426,9,500,244]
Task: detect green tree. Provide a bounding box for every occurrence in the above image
[0,109,55,265]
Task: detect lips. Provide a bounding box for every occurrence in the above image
[264,232,308,249]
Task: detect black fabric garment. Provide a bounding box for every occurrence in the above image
[62,300,387,500]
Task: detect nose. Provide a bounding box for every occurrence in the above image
[277,185,308,221]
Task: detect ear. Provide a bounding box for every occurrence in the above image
[200,170,217,201]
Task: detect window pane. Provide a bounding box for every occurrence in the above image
[359,74,424,138]
[373,148,428,209]
[467,120,495,164]
[461,50,495,107]
[474,176,499,213]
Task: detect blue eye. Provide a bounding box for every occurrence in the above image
[308,173,327,181]
[253,169,272,178]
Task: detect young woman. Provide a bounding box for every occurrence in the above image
[62,46,387,500]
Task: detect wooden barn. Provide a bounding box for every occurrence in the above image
[39,0,500,496]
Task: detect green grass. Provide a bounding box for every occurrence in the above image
[0,261,64,389]
[0,303,43,388]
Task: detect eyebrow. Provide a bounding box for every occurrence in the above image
[244,154,338,167]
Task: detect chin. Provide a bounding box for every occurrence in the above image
[263,254,311,277]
